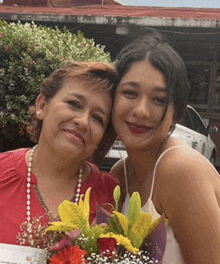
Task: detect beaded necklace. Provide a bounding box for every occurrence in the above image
[26,145,83,235]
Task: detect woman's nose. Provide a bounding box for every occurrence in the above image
[74,111,90,131]
[133,98,150,119]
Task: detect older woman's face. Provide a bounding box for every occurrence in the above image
[37,79,112,160]
[112,60,174,151]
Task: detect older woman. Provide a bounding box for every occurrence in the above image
[0,61,119,246]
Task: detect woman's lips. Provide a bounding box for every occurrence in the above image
[63,129,84,144]
[127,122,149,134]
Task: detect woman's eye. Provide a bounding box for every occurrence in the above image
[68,100,81,109]
[122,90,137,99]
[92,114,104,125]
[154,97,167,106]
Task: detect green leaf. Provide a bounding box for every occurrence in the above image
[105,215,124,235]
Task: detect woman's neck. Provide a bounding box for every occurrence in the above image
[127,147,159,176]
[26,144,86,182]
[126,136,172,176]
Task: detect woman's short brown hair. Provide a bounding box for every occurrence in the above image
[26,61,117,165]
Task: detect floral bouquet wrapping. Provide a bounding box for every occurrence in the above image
[43,186,167,264]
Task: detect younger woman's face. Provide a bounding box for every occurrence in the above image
[112,60,174,151]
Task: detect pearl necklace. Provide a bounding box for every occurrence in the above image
[26,145,83,231]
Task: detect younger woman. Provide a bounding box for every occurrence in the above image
[111,30,220,263]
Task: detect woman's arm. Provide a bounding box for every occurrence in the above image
[155,147,220,264]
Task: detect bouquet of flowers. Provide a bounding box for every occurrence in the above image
[44,186,167,264]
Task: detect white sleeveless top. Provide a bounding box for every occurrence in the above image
[121,145,219,264]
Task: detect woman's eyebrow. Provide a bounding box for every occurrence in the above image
[121,82,167,91]
[67,92,85,101]
[153,87,167,93]
[121,81,140,88]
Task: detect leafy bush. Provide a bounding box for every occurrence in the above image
[0,20,111,151]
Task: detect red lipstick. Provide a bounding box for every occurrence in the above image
[127,123,149,135]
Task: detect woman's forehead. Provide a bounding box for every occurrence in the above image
[119,61,167,89]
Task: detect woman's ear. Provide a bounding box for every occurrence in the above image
[35,94,47,120]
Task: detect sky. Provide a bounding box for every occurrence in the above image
[123,0,220,8]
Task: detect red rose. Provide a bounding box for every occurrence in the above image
[26,48,31,53]
[82,42,85,48]
[0,32,4,38]
[98,237,117,257]
[15,37,20,42]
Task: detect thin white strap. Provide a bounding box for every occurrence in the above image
[123,157,129,195]
[149,145,190,200]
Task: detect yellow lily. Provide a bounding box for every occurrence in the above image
[113,185,121,211]
[111,190,159,249]
[112,210,157,249]
[128,192,141,228]
[130,212,153,248]
[46,187,91,233]
[78,186,91,223]
[113,211,128,235]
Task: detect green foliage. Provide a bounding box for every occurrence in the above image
[105,216,124,235]
[0,20,111,149]
[77,225,105,256]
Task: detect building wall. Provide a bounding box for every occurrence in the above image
[49,0,72,7]
[2,0,121,6]
[3,0,48,6]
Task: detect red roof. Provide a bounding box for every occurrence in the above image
[0,4,220,20]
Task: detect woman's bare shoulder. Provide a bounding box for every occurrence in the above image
[155,145,218,185]
[154,145,220,262]
[153,143,220,213]
[161,145,216,172]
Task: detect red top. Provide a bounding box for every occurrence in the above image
[0,148,119,245]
